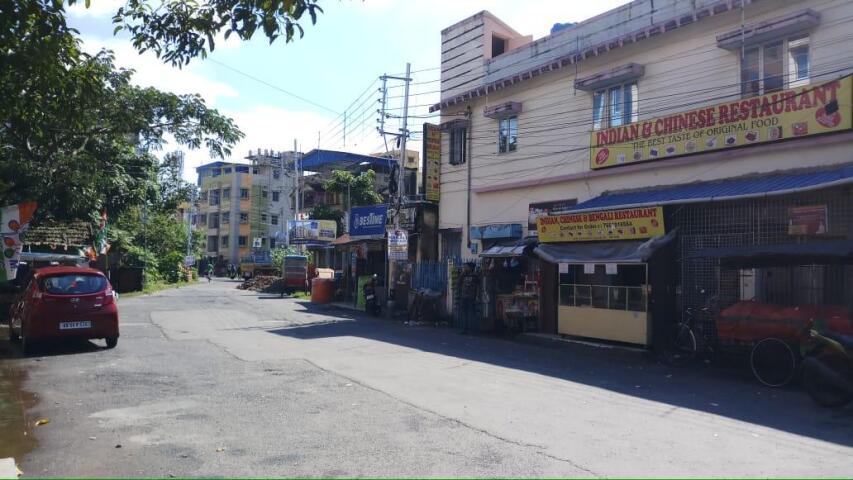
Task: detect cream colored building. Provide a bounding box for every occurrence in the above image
[433,1,853,346]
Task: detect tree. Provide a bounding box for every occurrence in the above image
[322,169,384,208]
[0,1,243,222]
[111,0,324,66]
[156,151,196,214]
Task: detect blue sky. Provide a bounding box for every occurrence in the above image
[68,0,628,180]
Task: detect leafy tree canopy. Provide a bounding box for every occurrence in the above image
[322,169,384,208]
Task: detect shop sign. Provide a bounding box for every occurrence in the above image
[787,205,828,235]
[287,219,337,244]
[0,201,36,282]
[590,76,852,169]
[537,206,665,243]
[349,205,388,236]
[528,199,578,235]
[423,123,441,202]
[387,229,408,261]
[183,255,196,266]
[469,223,523,240]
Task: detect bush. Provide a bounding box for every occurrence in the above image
[159,251,185,283]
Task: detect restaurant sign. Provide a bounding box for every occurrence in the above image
[590,76,852,169]
[423,123,441,202]
[537,206,665,243]
[787,205,828,235]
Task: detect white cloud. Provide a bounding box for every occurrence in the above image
[79,35,239,104]
[67,0,125,18]
[180,106,336,181]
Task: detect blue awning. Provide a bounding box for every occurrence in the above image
[300,149,391,172]
[571,164,853,212]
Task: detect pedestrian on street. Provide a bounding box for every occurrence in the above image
[457,262,479,335]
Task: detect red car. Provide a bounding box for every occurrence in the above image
[7,266,119,354]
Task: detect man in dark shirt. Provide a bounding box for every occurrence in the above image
[458,262,479,334]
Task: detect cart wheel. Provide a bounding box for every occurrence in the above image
[750,338,797,387]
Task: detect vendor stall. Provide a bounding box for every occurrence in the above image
[481,238,539,332]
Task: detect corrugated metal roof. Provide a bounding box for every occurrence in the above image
[300,149,391,172]
[571,165,853,212]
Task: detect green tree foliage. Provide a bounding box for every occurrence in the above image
[0,1,243,223]
[111,0,324,66]
[322,169,384,208]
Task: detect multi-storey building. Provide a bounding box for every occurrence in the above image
[432,1,853,346]
[195,150,297,265]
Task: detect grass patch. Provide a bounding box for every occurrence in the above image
[292,290,311,299]
[120,279,198,298]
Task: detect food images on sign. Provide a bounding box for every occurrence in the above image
[589,77,852,169]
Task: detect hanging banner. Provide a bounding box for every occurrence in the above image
[387,229,408,261]
[537,206,665,243]
[287,220,337,244]
[349,205,388,237]
[787,205,828,235]
[0,202,37,282]
[423,123,441,202]
[590,76,853,169]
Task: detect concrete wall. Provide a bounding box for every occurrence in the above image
[437,0,853,255]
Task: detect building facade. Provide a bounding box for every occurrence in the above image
[433,1,853,345]
[195,150,297,265]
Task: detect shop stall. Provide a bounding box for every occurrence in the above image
[535,207,677,347]
[480,238,539,332]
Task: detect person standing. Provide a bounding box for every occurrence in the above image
[458,262,480,334]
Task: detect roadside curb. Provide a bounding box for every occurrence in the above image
[0,458,19,479]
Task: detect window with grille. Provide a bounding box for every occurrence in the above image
[593,82,639,129]
[741,35,809,97]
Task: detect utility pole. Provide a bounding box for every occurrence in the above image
[397,62,411,223]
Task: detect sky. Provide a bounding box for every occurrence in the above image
[68,0,629,182]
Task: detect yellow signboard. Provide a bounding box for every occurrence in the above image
[537,207,665,243]
[423,124,441,202]
[590,76,852,169]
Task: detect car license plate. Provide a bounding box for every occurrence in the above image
[59,321,92,330]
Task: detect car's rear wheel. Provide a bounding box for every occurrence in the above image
[105,336,118,349]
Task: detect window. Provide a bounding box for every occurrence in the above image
[209,189,220,206]
[449,125,467,165]
[240,188,249,199]
[238,236,248,247]
[261,213,268,223]
[212,168,221,177]
[199,190,208,202]
[197,214,207,226]
[271,214,279,226]
[252,167,259,175]
[209,213,219,228]
[261,189,268,198]
[221,235,229,248]
[498,116,518,153]
[593,82,638,129]
[492,35,507,57]
[741,35,809,97]
[221,212,230,224]
[236,165,249,173]
[207,235,218,251]
[222,188,230,200]
[272,191,280,202]
[273,169,281,180]
[239,212,249,224]
[270,238,277,249]
[223,167,232,173]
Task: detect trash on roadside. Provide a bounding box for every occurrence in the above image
[34,418,50,426]
[236,275,283,293]
[216,447,225,452]
[115,444,122,449]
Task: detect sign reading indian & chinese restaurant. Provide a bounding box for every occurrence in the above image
[590,76,852,169]
[537,206,665,243]
[423,123,441,202]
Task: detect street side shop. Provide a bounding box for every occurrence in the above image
[535,207,677,348]
[331,205,389,308]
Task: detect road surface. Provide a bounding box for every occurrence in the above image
[1,278,851,477]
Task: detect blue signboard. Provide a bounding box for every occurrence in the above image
[469,223,523,240]
[349,205,388,237]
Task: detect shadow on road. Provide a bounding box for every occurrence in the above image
[264,300,853,448]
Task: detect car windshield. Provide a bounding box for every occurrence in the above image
[40,274,107,295]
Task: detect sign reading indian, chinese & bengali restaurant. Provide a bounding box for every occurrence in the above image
[590,76,852,169]
[423,123,441,202]
[537,206,665,243]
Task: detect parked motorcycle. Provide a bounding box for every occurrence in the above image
[801,326,853,407]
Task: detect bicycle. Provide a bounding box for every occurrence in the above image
[666,295,718,366]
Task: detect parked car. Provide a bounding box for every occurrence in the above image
[7,266,119,354]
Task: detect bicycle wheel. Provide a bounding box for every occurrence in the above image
[666,323,697,366]
[750,338,797,387]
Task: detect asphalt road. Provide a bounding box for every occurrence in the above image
[1,278,852,477]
